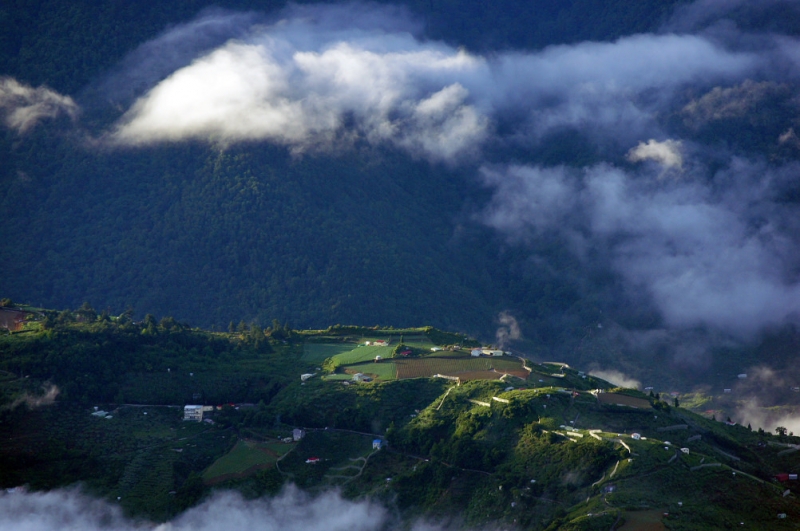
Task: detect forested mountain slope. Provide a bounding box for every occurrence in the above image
[1,0,661,336]
[3,136,498,331]
[4,0,800,390]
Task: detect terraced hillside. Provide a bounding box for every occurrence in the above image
[3,310,800,528]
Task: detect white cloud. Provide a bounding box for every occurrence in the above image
[111,38,487,161]
[164,487,387,531]
[480,158,800,337]
[0,486,397,531]
[627,139,683,170]
[479,165,578,237]
[0,78,78,133]
[94,9,259,105]
[107,5,763,160]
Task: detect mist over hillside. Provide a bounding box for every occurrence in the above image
[3,0,800,388]
[0,487,412,531]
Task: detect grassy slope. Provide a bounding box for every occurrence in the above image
[202,439,289,482]
[301,343,355,363]
[341,361,398,381]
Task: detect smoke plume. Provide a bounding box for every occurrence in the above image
[588,369,641,390]
[3,384,60,411]
[495,311,521,349]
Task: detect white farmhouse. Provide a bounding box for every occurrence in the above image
[184,405,203,422]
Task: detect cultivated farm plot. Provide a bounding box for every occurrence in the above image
[344,361,398,381]
[302,343,356,363]
[202,439,286,484]
[390,335,437,349]
[395,357,528,380]
[331,345,391,365]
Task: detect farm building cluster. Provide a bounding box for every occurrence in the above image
[184,404,255,422]
[471,348,506,357]
[183,405,214,422]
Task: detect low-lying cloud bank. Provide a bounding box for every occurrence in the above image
[479,158,800,338]
[735,400,800,435]
[102,2,774,162]
[0,486,436,531]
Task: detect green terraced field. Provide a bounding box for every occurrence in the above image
[202,439,285,483]
[301,343,357,363]
[303,342,395,366]
[395,356,527,379]
[330,345,392,366]
[344,361,398,381]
